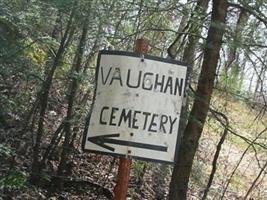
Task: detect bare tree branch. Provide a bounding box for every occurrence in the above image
[202,109,229,200]
[228,2,267,27]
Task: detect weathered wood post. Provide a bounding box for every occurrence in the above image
[113,38,149,200]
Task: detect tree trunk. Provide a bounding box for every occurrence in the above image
[167,4,189,59]
[179,0,210,137]
[202,111,229,200]
[253,66,265,100]
[151,1,209,199]
[224,10,249,73]
[56,18,89,188]
[169,0,228,199]
[223,9,249,93]
[30,7,75,184]
[163,1,209,199]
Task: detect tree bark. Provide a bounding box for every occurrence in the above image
[169,0,228,199]
[224,9,249,73]
[202,110,229,200]
[163,0,210,199]
[56,18,89,188]
[167,5,189,59]
[30,7,75,184]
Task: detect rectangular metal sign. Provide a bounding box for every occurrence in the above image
[83,50,188,163]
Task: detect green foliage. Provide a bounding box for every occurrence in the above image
[0,144,14,158]
[133,161,147,179]
[219,64,243,95]
[0,145,27,190]
[0,169,28,190]
[0,1,48,124]
[132,161,154,183]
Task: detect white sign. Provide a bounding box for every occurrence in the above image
[83,50,188,163]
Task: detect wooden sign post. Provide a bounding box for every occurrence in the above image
[113,39,149,200]
[83,38,188,199]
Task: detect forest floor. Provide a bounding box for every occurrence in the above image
[0,92,267,200]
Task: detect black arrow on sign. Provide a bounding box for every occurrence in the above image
[88,133,168,152]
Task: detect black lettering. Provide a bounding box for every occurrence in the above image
[164,76,173,94]
[110,67,122,86]
[174,78,184,96]
[169,116,177,134]
[142,72,153,90]
[100,106,109,125]
[118,108,132,128]
[126,69,141,88]
[109,107,119,126]
[148,114,158,132]
[142,112,151,130]
[101,67,112,85]
[159,115,168,133]
[154,74,165,92]
[132,110,141,129]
